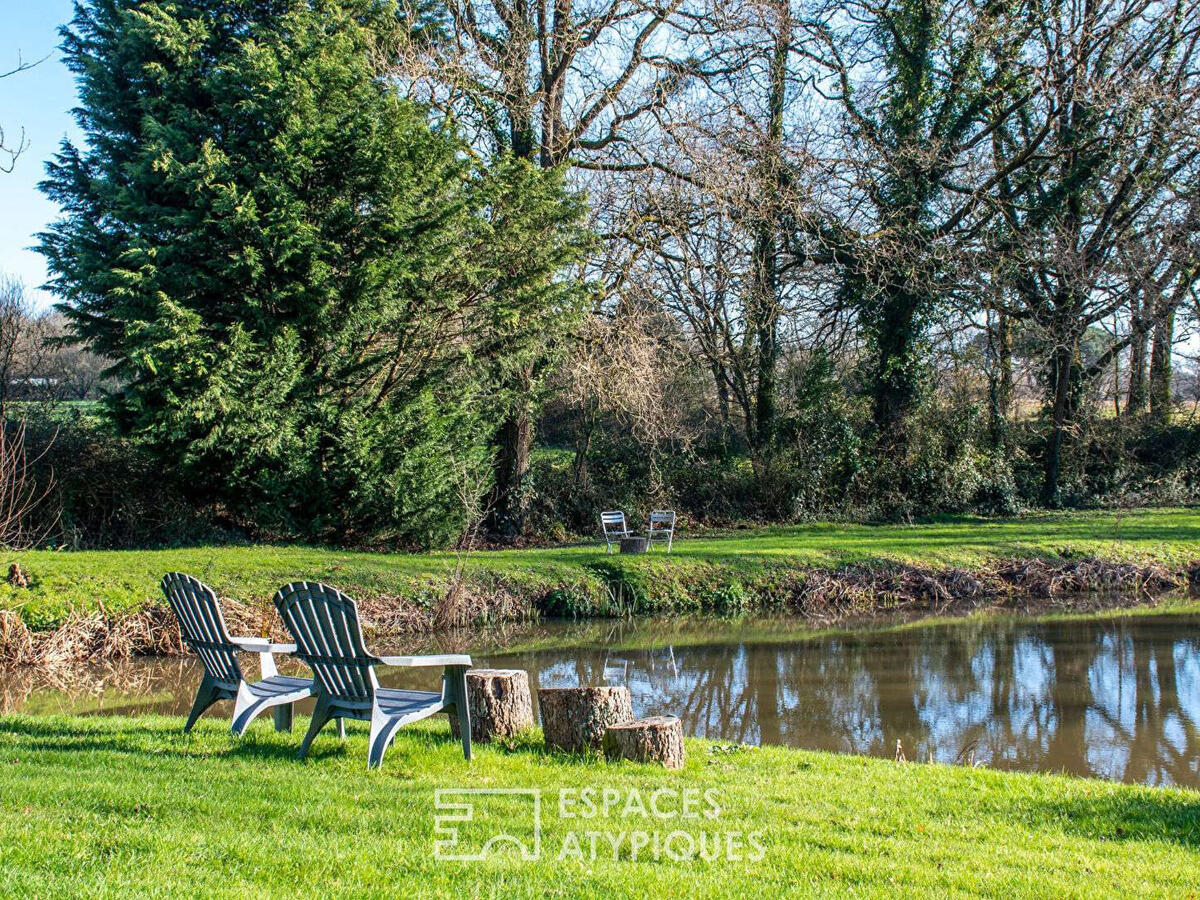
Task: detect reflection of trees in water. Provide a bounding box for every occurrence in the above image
[2,614,1197,786]
[486,616,1200,787]
[1078,623,1200,786]
[0,657,200,716]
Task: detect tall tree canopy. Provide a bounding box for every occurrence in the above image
[39,0,591,545]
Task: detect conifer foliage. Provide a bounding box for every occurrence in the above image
[39,0,590,545]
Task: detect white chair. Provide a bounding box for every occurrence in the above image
[647,510,677,552]
[600,510,633,553]
[160,572,313,735]
[273,581,472,769]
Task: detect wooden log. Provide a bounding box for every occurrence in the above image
[603,716,685,769]
[538,686,633,753]
[449,668,534,743]
[7,563,28,588]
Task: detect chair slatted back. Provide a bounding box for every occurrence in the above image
[274,581,377,705]
[601,511,627,537]
[649,510,676,530]
[161,573,242,686]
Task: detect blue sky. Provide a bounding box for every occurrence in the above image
[0,0,81,310]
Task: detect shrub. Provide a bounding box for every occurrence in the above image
[19,406,224,548]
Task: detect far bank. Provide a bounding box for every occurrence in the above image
[2,508,1198,666]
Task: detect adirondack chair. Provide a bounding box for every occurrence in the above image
[273,581,473,769]
[647,509,677,552]
[600,510,633,553]
[160,573,314,736]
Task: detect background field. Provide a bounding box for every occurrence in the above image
[4,508,1198,629]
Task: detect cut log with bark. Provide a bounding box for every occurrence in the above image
[538,686,633,753]
[603,716,685,769]
[449,668,534,743]
[7,564,27,588]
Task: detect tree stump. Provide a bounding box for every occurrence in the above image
[6,564,28,588]
[603,716,685,769]
[449,669,534,743]
[539,686,633,753]
[619,537,648,554]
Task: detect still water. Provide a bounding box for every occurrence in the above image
[3,611,1198,788]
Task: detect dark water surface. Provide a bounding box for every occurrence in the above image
[3,611,1198,788]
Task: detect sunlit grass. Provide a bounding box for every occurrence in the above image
[3,508,1197,627]
[0,714,1196,897]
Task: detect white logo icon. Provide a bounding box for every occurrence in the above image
[433,788,542,861]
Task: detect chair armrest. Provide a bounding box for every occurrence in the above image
[376,654,472,668]
[230,637,297,654]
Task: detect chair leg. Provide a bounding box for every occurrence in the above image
[446,666,472,761]
[184,675,221,733]
[367,711,402,770]
[298,695,334,759]
[337,717,346,739]
[274,703,294,733]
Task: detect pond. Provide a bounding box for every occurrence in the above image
[3,609,1198,788]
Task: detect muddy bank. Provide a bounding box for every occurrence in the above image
[1,556,1194,668]
[0,582,536,668]
[790,558,1189,620]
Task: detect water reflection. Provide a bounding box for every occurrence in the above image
[2,613,1197,788]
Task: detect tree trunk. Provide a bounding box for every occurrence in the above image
[871,284,924,443]
[987,309,1013,445]
[748,8,790,454]
[1043,338,1077,506]
[711,360,731,436]
[449,669,535,743]
[571,406,597,486]
[1126,293,1149,417]
[488,77,550,537]
[750,225,778,452]
[602,716,685,769]
[996,312,1013,418]
[489,387,533,536]
[538,686,633,753]
[1148,306,1174,424]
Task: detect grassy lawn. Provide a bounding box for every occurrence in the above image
[0,714,1196,897]
[3,507,1199,628]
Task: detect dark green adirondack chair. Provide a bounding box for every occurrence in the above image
[273,581,472,769]
[161,573,314,735]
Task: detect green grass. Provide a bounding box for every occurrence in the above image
[4,507,1199,629]
[0,714,1196,897]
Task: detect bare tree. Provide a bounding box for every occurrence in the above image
[0,275,32,416]
[632,0,1054,457]
[605,0,838,459]
[0,275,111,409]
[985,0,1200,500]
[0,418,57,551]
[1,51,45,173]
[396,0,702,533]
[559,298,697,483]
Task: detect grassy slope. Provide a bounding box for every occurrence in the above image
[4,507,1199,628]
[0,715,1196,897]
